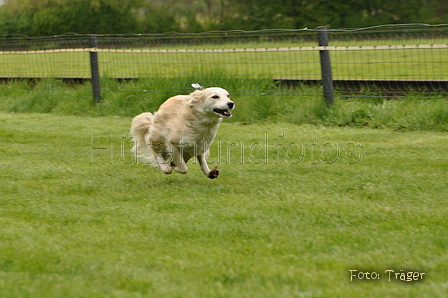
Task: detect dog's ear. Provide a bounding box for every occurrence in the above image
[188,90,202,107]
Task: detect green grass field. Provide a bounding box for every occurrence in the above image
[1,34,447,297]
[1,112,447,297]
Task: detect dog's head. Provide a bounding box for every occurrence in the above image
[189,87,235,118]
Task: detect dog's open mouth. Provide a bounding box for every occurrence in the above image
[213,109,232,117]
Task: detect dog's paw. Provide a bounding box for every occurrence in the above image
[208,166,219,179]
[159,163,172,174]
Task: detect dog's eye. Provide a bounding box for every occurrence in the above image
[211,95,219,99]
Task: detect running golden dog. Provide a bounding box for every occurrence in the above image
[130,84,235,179]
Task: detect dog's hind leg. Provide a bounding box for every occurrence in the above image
[155,154,172,174]
[197,152,219,179]
[170,146,188,174]
[152,143,172,174]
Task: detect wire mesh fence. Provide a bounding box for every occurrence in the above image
[1,24,448,99]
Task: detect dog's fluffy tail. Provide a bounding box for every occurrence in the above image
[130,112,157,165]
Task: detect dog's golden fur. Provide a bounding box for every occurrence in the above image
[130,87,234,179]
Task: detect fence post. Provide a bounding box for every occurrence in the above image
[317,26,334,106]
[89,35,101,103]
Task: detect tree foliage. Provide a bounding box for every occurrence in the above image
[0,0,446,36]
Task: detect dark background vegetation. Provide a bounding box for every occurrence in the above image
[0,0,447,36]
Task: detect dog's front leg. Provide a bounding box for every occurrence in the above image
[197,153,219,179]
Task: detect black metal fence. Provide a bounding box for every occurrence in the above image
[1,24,448,102]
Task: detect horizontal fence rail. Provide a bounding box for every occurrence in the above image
[1,24,448,102]
[3,43,448,54]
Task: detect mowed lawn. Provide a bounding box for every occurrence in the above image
[0,112,447,297]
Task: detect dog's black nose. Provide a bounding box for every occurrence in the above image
[227,102,235,109]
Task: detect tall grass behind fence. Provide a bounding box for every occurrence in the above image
[1,24,448,98]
